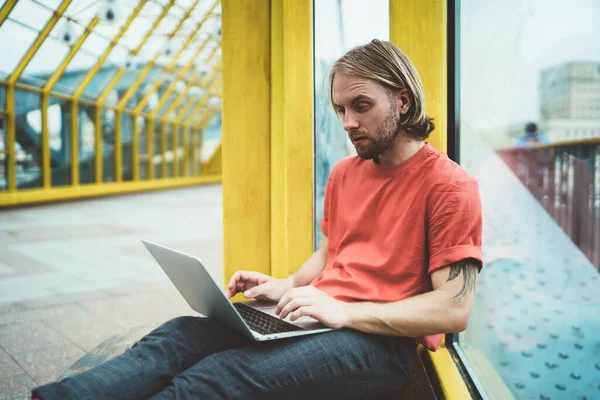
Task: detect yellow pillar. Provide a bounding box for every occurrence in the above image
[390,0,447,153]
[281,0,314,275]
[270,0,285,278]
[221,0,272,288]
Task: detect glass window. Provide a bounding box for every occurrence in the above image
[101,107,115,182]
[0,85,5,110]
[79,103,97,184]
[121,113,134,181]
[0,114,5,191]
[457,1,600,399]
[47,97,72,187]
[15,89,42,189]
[138,116,150,181]
[0,20,40,77]
[312,0,389,247]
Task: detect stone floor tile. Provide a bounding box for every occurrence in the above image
[0,373,37,400]
[0,303,88,326]
[12,344,85,385]
[17,290,110,310]
[48,319,125,353]
[0,321,73,355]
[0,348,26,380]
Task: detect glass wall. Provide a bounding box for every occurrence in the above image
[457,1,600,399]
[0,0,222,202]
[312,0,390,247]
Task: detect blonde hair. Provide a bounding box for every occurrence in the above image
[329,39,435,139]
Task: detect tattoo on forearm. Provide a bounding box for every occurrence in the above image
[446,259,479,302]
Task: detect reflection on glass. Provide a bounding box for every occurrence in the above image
[166,122,173,178]
[136,115,149,181]
[0,85,5,110]
[14,89,42,189]
[79,104,96,185]
[458,1,600,399]
[0,115,6,191]
[0,20,39,77]
[181,126,190,177]
[312,0,389,247]
[101,108,115,182]
[48,97,72,187]
[121,114,133,181]
[153,119,162,179]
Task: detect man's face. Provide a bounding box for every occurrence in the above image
[332,73,403,160]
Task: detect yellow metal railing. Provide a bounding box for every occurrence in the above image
[0,1,223,207]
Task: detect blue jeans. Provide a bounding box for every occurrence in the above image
[33,316,415,399]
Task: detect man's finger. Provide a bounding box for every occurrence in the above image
[278,297,310,320]
[276,293,291,315]
[245,281,267,298]
[290,306,318,322]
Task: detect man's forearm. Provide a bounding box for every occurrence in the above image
[344,289,472,338]
[287,248,327,287]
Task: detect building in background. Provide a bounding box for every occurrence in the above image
[539,61,600,142]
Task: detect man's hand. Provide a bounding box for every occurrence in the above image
[225,271,295,302]
[276,286,349,329]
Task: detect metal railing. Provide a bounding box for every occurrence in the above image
[498,139,600,270]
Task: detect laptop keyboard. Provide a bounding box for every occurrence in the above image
[233,303,304,335]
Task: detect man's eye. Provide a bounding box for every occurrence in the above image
[356,104,370,112]
[337,108,345,115]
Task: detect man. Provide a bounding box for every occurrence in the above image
[517,122,550,147]
[33,39,482,400]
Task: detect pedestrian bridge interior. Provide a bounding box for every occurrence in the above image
[0,0,599,399]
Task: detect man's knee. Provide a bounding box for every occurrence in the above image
[160,316,204,332]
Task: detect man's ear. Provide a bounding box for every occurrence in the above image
[396,88,412,115]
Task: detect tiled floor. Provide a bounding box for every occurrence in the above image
[0,185,223,399]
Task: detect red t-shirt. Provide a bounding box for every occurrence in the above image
[311,143,483,351]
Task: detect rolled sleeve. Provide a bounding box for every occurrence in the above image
[427,178,483,274]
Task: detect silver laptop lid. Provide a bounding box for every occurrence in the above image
[142,240,255,340]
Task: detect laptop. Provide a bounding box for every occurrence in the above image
[142,240,333,341]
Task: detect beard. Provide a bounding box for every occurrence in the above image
[352,102,402,160]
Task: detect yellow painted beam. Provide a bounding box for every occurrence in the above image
[132,0,176,55]
[160,120,167,178]
[270,0,285,278]
[5,85,16,191]
[419,344,473,399]
[44,17,100,93]
[115,107,123,182]
[44,17,100,187]
[40,95,51,188]
[222,0,271,287]
[145,35,213,117]
[0,176,222,208]
[172,123,179,177]
[390,0,447,153]
[68,0,147,185]
[120,0,219,112]
[0,0,18,29]
[73,0,148,99]
[202,143,222,175]
[183,77,221,126]
[282,0,314,275]
[147,119,155,179]
[169,0,201,38]
[94,106,103,183]
[132,115,140,181]
[160,71,203,121]
[6,0,72,191]
[8,0,72,84]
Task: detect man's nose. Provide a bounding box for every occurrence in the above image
[343,112,359,132]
